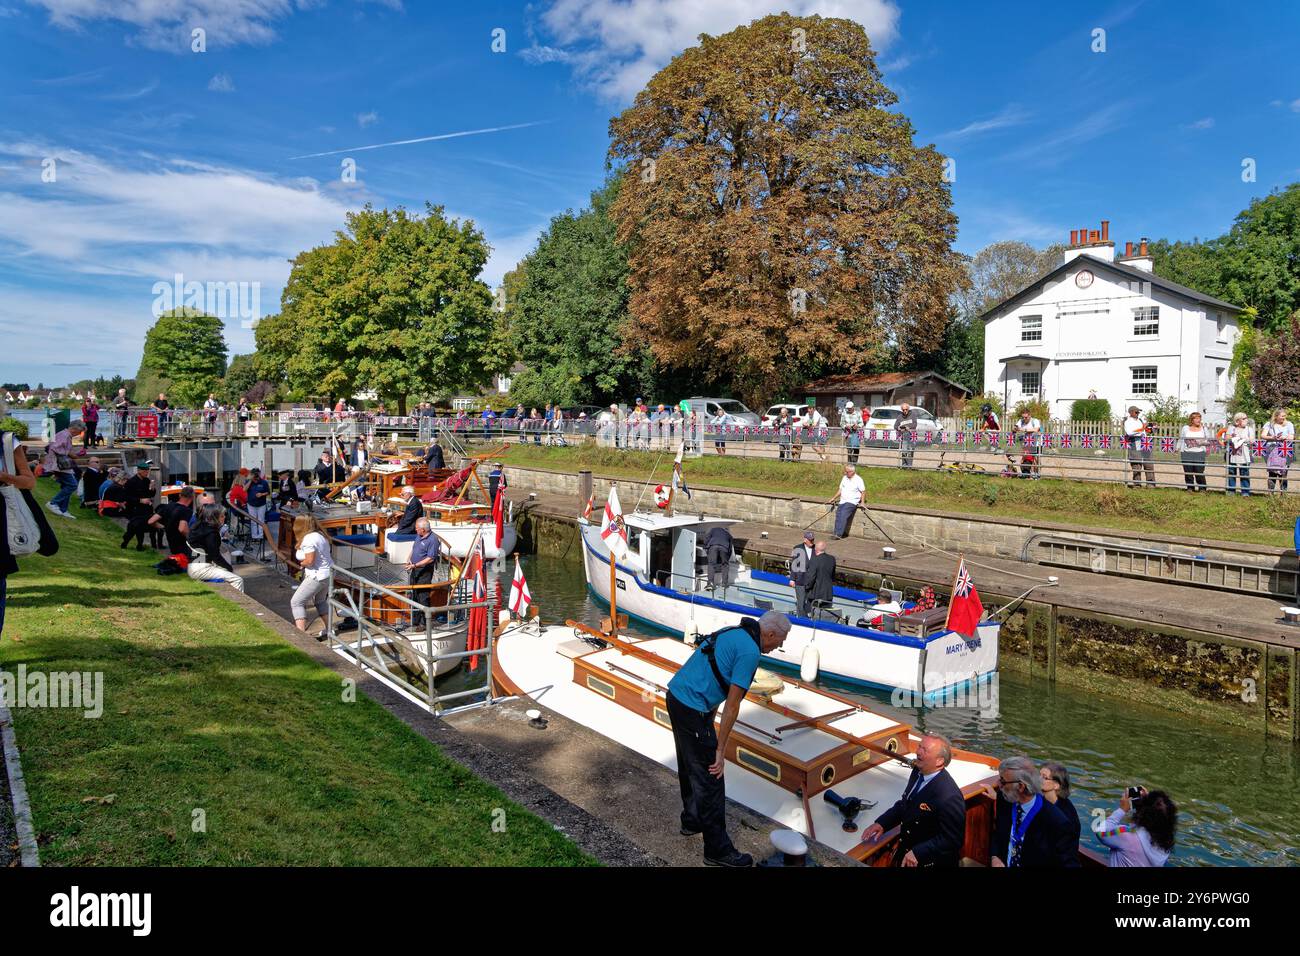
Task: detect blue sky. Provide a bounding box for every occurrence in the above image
[1,0,1297,388]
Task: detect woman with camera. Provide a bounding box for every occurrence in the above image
[1093,786,1177,867]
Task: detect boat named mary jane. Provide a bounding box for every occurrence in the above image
[579,511,997,695]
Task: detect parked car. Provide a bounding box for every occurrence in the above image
[682,397,761,428]
[761,403,814,428]
[864,405,942,446]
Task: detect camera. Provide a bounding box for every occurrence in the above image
[1127,786,1143,799]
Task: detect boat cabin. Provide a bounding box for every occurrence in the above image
[620,512,744,591]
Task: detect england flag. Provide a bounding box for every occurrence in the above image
[508,557,532,616]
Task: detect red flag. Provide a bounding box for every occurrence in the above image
[944,558,984,639]
[581,493,594,519]
[467,544,488,671]
[492,485,505,549]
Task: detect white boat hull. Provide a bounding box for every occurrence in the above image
[579,523,997,695]
[431,522,517,560]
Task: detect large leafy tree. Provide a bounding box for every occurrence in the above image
[1248,311,1300,411]
[1151,182,1300,332]
[608,14,967,407]
[133,308,227,406]
[506,178,645,407]
[257,204,501,413]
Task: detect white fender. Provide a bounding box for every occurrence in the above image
[800,643,820,682]
[683,622,699,646]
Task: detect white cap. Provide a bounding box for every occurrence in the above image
[844,401,854,408]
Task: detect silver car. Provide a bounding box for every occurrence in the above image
[681,397,761,427]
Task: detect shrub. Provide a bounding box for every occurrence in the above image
[0,416,29,440]
[1070,398,1112,422]
[1013,398,1050,422]
[1144,393,1187,426]
[958,391,1004,424]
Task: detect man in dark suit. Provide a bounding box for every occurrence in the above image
[394,485,424,535]
[423,439,445,471]
[990,756,1079,867]
[803,540,837,616]
[862,733,967,867]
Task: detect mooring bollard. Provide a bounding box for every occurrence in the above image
[578,469,593,513]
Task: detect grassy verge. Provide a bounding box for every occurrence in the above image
[1,484,593,866]
[495,444,1300,550]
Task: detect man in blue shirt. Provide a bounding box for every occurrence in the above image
[405,518,441,629]
[666,610,792,867]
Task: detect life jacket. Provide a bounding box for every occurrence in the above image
[695,617,762,697]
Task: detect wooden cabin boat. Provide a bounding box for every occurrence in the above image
[578,513,998,695]
[491,618,1005,864]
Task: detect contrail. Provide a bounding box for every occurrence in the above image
[288,121,550,160]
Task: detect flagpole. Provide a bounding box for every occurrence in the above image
[608,485,619,641]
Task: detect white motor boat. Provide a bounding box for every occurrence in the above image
[579,513,997,697]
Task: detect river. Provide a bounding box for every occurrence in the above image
[477,553,1299,867]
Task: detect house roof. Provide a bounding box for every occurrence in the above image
[977,253,1242,323]
[804,370,972,396]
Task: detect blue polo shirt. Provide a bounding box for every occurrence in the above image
[410,533,440,567]
[247,479,270,508]
[668,626,761,712]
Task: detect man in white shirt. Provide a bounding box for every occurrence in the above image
[1123,406,1155,488]
[827,464,865,539]
[1013,410,1043,478]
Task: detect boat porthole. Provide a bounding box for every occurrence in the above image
[886,737,899,754]
[820,764,836,786]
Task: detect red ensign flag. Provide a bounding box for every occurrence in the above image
[944,558,984,638]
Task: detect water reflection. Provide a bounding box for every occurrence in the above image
[499,554,1300,867]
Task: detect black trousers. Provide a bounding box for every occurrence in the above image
[123,512,160,548]
[409,563,434,627]
[666,691,732,858]
[706,545,730,589]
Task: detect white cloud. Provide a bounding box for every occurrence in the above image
[936,104,1031,142]
[27,0,295,51]
[357,110,380,128]
[1292,99,1300,113]
[528,0,901,101]
[1182,117,1214,131]
[1002,101,1133,165]
[208,73,236,92]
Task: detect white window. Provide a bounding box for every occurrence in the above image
[1021,314,1043,343]
[1133,306,1159,337]
[1132,366,1158,395]
[1215,314,1228,344]
[1021,370,1041,395]
[1216,366,1228,399]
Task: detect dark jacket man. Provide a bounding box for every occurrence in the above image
[423,441,445,470]
[992,757,1080,867]
[804,544,837,606]
[395,490,424,535]
[863,733,967,867]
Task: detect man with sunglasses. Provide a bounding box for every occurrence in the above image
[989,756,1078,867]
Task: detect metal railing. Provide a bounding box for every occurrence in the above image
[325,564,498,715]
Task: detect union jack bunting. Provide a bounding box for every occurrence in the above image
[1160,437,1175,453]
[1252,440,1266,456]
[1285,441,1295,457]
[1042,434,1054,448]
[989,431,1002,446]
[923,431,934,444]
[954,431,965,444]
[973,431,985,445]
[1140,436,1152,451]
[1080,434,1093,448]
[1099,435,1112,449]
[1119,436,1131,449]
[1060,434,1072,449]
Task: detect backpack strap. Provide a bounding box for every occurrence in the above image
[696,617,762,697]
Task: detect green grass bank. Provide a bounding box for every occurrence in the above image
[494,444,1300,550]
[1,485,592,866]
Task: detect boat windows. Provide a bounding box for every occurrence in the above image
[735,747,782,783]
[652,706,671,728]
[585,674,617,700]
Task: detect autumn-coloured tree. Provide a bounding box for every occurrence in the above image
[1249,312,1300,411]
[608,13,967,406]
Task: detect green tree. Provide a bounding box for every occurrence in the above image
[1249,311,1300,411]
[1152,183,1300,332]
[608,13,967,408]
[506,178,644,407]
[133,308,228,406]
[222,353,261,402]
[259,204,501,413]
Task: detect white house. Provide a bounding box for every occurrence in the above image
[981,219,1242,422]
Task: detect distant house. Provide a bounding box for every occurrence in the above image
[803,371,972,417]
[980,219,1242,420]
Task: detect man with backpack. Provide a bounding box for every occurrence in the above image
[665,610,792,867]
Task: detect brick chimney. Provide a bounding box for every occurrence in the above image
[1064,218,1116,264]
[1118,234,1154,273]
